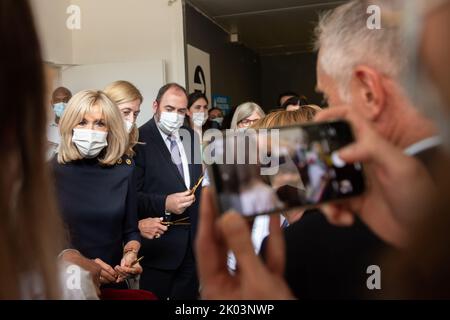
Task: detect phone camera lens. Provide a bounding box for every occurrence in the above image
[339,180,353,194]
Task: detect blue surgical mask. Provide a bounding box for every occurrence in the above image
[53,102,67,118]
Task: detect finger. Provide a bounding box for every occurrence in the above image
[134,264,143,275]
[117,266,135,274]
[218,212,263,275]
[100,269,116,283]
[141,232,155,240]
[95,259,117,278]
[337,143,372,164]
[160,223,169,231]
[156,224,168,232]
[195,187,228,282]
[265,214,286,276]
[114,266,128,277]
[179,190,193,197]
[121,257,133,268]
[337,129,387,165]
[180,199,195,208]
[180,195,196,203]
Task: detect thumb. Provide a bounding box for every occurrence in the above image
[265,214,286,276]
[218,212,262,274]
[338,143,371,164]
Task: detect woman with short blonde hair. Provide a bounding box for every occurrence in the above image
[58,90,128,166]
[252,106,322,129]
[54,89,142,289]
[104,80,143,157]
[251,108,323,226]
[230,102,266,130]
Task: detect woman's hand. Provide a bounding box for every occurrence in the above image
[60,250,102,296]
[115,251,143,283]
[139,217,168,239]
[94,258,119,284]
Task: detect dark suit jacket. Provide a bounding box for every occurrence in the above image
[135,118,203,271]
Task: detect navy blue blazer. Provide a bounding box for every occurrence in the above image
[135,118,203,270]
[53,156,140,267]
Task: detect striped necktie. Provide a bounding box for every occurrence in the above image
[168,135,184,179]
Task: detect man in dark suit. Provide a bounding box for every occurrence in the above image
[135,83,203,300]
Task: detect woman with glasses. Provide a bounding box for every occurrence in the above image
[230,102,265,130]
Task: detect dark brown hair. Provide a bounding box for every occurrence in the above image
[155,83,187,104]
[0,0,63,299]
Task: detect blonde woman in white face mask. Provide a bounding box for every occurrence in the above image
[54,90,142,290]
[104,80,143,158]
[105,81,170,242]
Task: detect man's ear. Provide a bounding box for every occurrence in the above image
[352,65,386,121]
[152,101,158,113]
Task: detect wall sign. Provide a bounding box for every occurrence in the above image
[187,44,211,103]
[212,95,231,115]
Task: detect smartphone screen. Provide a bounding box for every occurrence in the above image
[205,120,365,217]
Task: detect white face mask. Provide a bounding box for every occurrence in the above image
[124,120,134,133]
[192,112,207,127]
[213,117,224,126]
[72,128,108,158]
[157,112,185,135]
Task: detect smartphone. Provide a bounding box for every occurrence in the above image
[205,120,365,217]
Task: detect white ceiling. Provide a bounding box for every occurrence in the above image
[186,0,346,55]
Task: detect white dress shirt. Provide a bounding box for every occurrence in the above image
[404,136,442,156]
[156,125,191,189]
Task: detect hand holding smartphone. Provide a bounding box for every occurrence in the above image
[206,120,365,217]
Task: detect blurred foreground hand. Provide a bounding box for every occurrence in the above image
[196,187,294,300]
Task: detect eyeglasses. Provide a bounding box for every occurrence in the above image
[239,118,259,127]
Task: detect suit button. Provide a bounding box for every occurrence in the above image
[126,159,132,165]
[117,158,123,164]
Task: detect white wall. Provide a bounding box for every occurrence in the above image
[72,0,186,85]
[61,60,166,126]
[30,0,73,64]
[31,0,186,85]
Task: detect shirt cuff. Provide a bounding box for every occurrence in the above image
[58,249,80,259]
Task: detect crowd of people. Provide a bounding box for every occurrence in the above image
[1,0,450,300]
